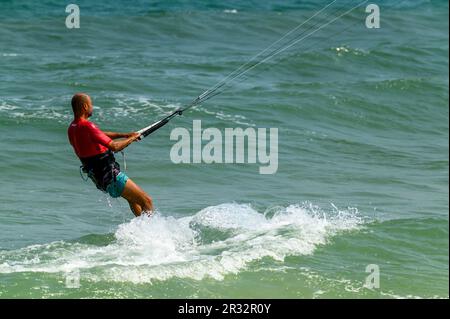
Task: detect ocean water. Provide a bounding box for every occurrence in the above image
[0,0,448,298]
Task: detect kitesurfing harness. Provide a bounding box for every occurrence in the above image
[79,150,120,192]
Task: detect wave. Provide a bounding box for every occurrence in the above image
[0,95,180,124]
[0,0,441,20]
[0,202,364,283]
[0,94,258,128]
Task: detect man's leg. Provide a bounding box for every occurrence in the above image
[121,178,153,216]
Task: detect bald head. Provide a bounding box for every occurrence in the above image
[71,93,92,117]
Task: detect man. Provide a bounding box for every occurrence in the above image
[68,93,153,217]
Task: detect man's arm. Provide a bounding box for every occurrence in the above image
[87,123,140,153]
[107,132,141,152]
[104,132,134,140]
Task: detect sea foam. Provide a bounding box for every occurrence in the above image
[0,203,363,283]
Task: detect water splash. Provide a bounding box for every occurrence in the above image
[0,202,364,283]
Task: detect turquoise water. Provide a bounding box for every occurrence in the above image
[0,0,448,298]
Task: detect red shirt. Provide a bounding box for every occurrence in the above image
[68,118,112,158]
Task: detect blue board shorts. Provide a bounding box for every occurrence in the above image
[105,172,129,198]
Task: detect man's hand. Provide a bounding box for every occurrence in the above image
[130,132,141,141]
[104,132,141,140]
[125,132,140,139]
[108,132,141,152]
